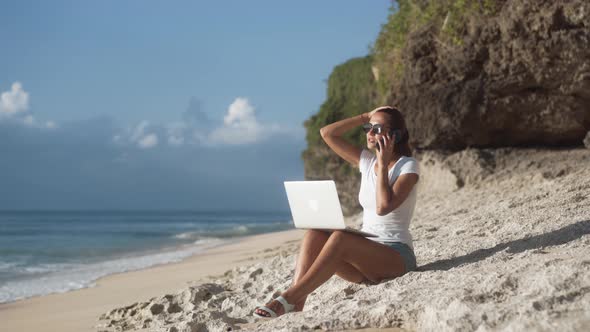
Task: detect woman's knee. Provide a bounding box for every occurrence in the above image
[304,229,330,241]
[328,230,351,245]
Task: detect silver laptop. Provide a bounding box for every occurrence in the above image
[284,180,377,237]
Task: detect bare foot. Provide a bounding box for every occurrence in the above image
[255,294,305,317]
[294,296,307,312]
[254,298,286,317]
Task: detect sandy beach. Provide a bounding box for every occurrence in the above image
[1,147,589,332]
[0,229,305,332]
[2,0,588,331]
[94,147,588,332]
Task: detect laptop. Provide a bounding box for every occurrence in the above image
[284,180,377,237]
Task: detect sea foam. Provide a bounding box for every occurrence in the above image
[0,239,226,304]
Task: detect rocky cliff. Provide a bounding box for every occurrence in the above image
[303,0,590,215]
[389,0,590,149]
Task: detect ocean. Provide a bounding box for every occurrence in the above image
[0,210,293,304]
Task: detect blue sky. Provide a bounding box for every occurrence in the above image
[0,0,392,211]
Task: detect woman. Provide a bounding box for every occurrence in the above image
[254,106,420,318]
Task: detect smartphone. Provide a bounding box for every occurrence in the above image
[376,137,384,151]
[376,129,401,151]
[392,129,402,144]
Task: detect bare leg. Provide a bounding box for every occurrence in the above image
[290,230,370,309]
[255,230,369,317]
[290,230,330,310]
[259,231,405,316]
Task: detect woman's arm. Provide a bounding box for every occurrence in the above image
[375,171,419,216]
[374,130,419,215]
[320,107,388,167]
[319,113,366,167]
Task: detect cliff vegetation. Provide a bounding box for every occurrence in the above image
[303,0,590,215]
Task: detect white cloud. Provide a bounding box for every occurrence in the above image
[208,97,266,145]
[0,82,57,129]
[128,120,158,149]
[21,116,57,129]
[138,134,158,149]
[112,121,159,149]
[223,97,257,127]
[0,82,29,116]
[166,122,187,146]
[113,97,303,149]
[131,120,150,142]
[23,114,35,126]
[168,136,184,146]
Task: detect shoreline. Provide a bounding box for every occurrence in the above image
[0,236,233,305]
[0,228,305,332]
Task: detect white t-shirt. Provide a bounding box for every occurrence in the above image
[358,149,420,249]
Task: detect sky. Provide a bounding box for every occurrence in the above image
[0,0,393,211]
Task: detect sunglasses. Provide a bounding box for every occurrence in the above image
[362,123,387,135]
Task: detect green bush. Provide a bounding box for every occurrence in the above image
[303,55,378,149]
[302,0,504,170]
[371,0,503,100]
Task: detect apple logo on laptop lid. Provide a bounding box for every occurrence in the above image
[308,199,320,212]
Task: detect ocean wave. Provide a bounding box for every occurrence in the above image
[17,263,77,275]
[0,261,74,276]
[171,222,292,241]
[0,261,20,272]
[0,239,227,304]
[192,237,225,245]
[174,231,198,239]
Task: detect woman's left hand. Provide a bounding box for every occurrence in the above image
[375,132,396,169]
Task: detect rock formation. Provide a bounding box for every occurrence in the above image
[303,0,590,215]
[394,0,590,149]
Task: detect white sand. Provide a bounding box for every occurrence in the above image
[1,147,589,332]
[96,148,590,332]
[0,230,305,332]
